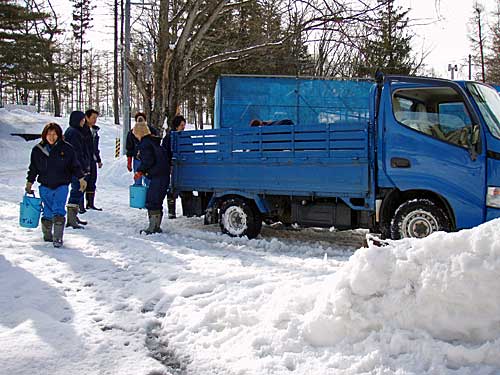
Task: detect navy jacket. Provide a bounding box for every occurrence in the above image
[90,125,101,163]
[126,125,158,159]
[161,130,174,162]
[136,135,170,177]
[27,140,84,189]
[82,124,95,165]
[64,119,91,172]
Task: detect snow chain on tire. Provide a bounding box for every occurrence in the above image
[390,198,451,240]
[219,198,262,239]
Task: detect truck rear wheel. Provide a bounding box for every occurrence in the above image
[390,199,451,240]
[219,198,262,239]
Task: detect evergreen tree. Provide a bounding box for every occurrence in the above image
[0,0,51,105]
[71,0,95,109]
[29,0,64,116]
[354,0,414,77]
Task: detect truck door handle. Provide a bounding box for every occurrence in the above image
[391,157,411,168]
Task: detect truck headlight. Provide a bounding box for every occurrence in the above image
[487,187,500,208]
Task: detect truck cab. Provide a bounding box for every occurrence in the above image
[376,76,500,239]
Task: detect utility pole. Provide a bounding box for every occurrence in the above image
[448,64,458,80]
[113,0,120,125]
[122,0,131,154]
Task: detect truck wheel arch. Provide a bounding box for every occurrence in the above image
[379,189,456,237]
[210,191,270,214]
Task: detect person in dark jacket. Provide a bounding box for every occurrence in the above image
[164,115,185,219]
[64,110,90,229]
[133,119,171,234]
[126,111,158,186]
[84,109,103,211]
[25,122,86,247]
[76,117,94,214]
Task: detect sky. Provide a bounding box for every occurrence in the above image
[407,0,498,79]
[50,0,499,80]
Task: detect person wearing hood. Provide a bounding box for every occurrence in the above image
[25,122,86,247]
[75,111,95,214]
[84,109,102,211]
[126,112,158,186]
[64,110,91,229]
[133,118,171,234]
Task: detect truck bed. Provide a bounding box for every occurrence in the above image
[172,122,374,208]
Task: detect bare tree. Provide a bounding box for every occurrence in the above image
[71,0,95,109]
[469,1,487,82]
[486,1,500,84]
[126,0,289,130]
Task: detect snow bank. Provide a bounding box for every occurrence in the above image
[163,220,500,374]
[0,108,51,167]
[305,222,500,347]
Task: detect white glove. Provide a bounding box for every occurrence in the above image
[79,178,87,192]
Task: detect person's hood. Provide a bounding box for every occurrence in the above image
[69,111,85,128]
[132,120,151,141]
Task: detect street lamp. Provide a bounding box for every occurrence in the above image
[448,64,458,80]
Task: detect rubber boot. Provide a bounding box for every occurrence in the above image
[78,198,87,214]
[77,215,87,225]
[85,191,102,211]
[156,210,163,233]
[66,204,84,229]
[41,218,53,242]
[167,197,176,219]
[53,215,65,248]
[75,200,88,225]
[140,210,162,235]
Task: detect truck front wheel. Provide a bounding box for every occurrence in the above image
[390,199,451,240]
[219,198,262,239]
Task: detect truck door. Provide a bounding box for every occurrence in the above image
[382,80,486,230]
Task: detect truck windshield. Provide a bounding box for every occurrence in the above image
[466,82,500,139]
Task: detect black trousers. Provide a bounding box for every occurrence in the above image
[87,162,97,192]
[145,174,170,211]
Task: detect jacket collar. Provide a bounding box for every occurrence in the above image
[36,142,49,157]
[36,141,60,157]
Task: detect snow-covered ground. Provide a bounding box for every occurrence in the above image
[0,108,499,375]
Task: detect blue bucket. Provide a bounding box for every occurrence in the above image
[19,193,42,228]
[129,185,148,209]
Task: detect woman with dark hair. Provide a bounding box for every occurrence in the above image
[25,122,86,247]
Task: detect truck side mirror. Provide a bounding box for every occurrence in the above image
[466,124,480,161]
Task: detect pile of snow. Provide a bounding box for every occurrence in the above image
[1,107,499,375]
[162,219,500,374]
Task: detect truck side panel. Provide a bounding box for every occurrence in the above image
[173,123,374,209]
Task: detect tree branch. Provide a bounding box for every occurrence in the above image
[184,39,286,85]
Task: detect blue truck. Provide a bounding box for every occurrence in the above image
[171,74,500,240]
